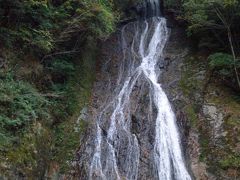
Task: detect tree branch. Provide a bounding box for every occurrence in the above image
[41,50,81,62]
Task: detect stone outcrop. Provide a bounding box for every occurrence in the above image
[77,16,240,180]
[161,17,240,179]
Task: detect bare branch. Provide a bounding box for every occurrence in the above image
[41,50,81,62]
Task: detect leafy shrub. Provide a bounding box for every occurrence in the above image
[0,0,54,53]
[209,53,233,77]
[48,58,75,77]
[208,53,235,77]
[0,76,49,146]
[209,53,234,68]
[49,79,79,120]
[0,0,117,56]
[87,2,115,38]
[208,52,240,89]
[58,0,116,42]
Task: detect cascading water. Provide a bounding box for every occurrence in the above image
[88,0,191,179]
[144,0,162,18]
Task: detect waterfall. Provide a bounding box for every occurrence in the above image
[142,0,162,18]
[88,1,191,179]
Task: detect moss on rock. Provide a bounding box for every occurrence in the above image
[179,53,240,178]
[0,39,98,179]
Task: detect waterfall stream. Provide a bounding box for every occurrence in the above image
[88,1,191,179]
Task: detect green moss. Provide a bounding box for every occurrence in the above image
[199,135,210,162]
[226,118,240,126]
[6,134,37,172]
[53,120,88,173]
[179,55,204,97]
[0,123,52,178]
[179,73,193,96]
[185,105,198,128]
[210,83,240,108]
[198,83,240,177]
[177,44,240,177]
[219,154,240,169]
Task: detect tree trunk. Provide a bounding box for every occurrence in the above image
[227,27,240,90]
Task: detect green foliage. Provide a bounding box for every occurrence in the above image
[0,0,54,53]
[209,53,233,66]
[0,0,121,177]
[0,0,117,56]
[164,0,182,9]
[53,120,88,172]
[182,0,240,90]
[51,41,97,172]
[0,75,49,146]
[50,83,78,119]
[55,0,116,42]
[49,58,75,77]
[208,53,240,77]
[90,3,115,38]
[183,0,240,33]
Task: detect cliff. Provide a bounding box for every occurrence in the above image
[76,16,240,179]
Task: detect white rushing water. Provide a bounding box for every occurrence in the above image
[89,16,191,180]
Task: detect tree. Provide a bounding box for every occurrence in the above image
[0,0,117,59]
[183,0,240,90]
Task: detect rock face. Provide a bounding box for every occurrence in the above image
[160,24,208,180]
[77,18,191,179]
[77,16,240,180]
[126,0,164,19]
[161,17,240,179]
[203,104,225,140]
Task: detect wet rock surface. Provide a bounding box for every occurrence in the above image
[77,19,190,179]
[161,19,240,179]
[77,17,240,180]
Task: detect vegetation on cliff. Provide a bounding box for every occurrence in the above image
[166,0,240,91]
[0,0,134,178]
[1,0,239,179]
[164,0,240,178]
